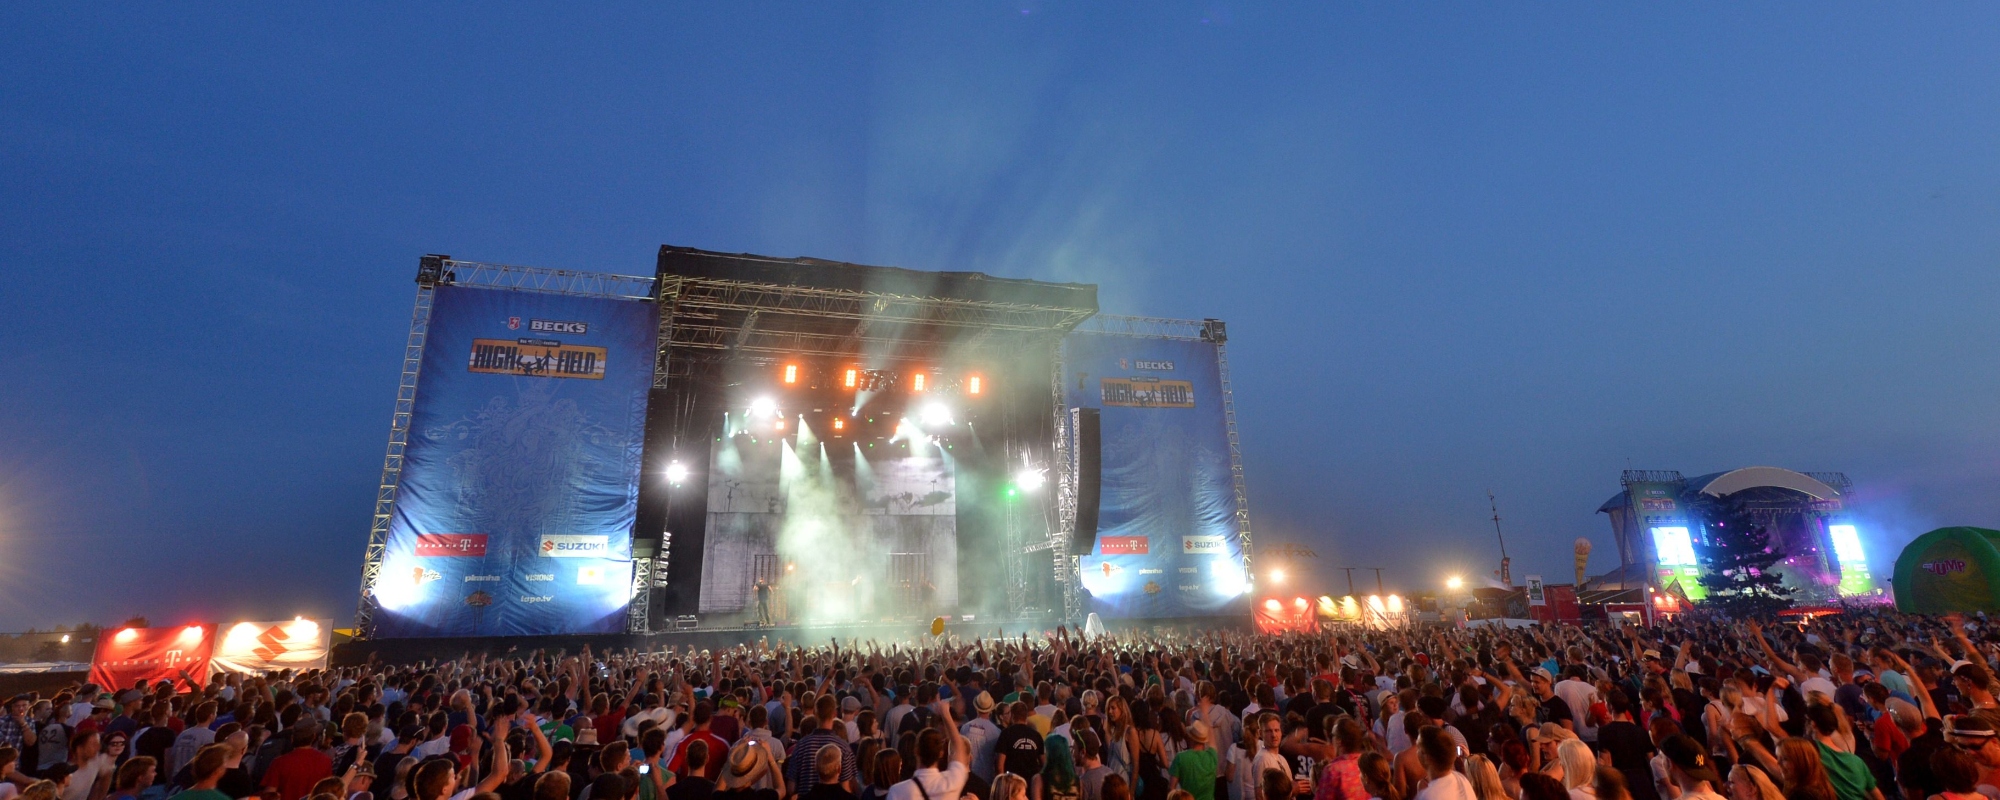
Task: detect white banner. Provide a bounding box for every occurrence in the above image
[210,619,332,676]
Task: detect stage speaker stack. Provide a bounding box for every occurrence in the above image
[1070,407,1102,555]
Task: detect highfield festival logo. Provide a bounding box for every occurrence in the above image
[468,339,607,380]
[1101,377,1195,408]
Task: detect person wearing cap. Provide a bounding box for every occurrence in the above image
[716,736,783,800]
[1658,735,1723,800]
[344,758,377,800]
[1942,715,2000,792]
[961,693,1002,782]
[1,695,35,755]
[839,697,863,745]
[1167,720,1217,800]
[1519,665,1574,734]
[41,764,80,800]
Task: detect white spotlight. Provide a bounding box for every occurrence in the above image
[665,462,690,485]
[919,402,953,427]
[1015,468,1046,492]
[749,397,778,417]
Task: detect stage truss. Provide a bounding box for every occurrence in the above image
[354,256,657,639]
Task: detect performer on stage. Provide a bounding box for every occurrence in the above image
[754,578,773,626]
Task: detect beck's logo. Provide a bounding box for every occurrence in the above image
[539,534,609,557]
[530,319,588,335]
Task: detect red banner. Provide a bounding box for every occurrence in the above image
[90,625,215,691]
[1098,536,1149,555]
[1253,597,1317,634]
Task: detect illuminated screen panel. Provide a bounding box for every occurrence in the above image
[1828,524,1866,563]
[1651,526,1697,566]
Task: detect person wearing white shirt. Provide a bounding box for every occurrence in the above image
[889,701,971,800]
[1413,728,1475,800]
[1229,713,1290,800]
[1553,669,1602,743]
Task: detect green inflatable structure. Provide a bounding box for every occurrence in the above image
[1893,527,2000,614]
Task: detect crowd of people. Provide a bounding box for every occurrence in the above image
[3,610,2000,800]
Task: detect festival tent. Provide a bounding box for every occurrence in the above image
[1893,527,2000,614]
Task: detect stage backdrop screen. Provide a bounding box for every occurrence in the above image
[697,430,959,623]
[1064,331,1249,618]
[372,285,657,637]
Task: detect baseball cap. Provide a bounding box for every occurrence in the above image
[840,696,861,714]
[1529,667,1554,683]
[398,723,426,742]
[43,763,79,783]
[1660,734,1718,785]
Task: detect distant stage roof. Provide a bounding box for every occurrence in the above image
[654,246,1100,365]
[1599,466,1851,513]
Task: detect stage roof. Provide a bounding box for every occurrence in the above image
[653,246,1100,367]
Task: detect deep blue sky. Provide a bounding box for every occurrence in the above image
[5,4,2000,629]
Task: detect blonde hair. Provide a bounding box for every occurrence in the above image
[1729,765,1785,800]
[994,774,1029,800]
[1558,740,1596,791]
[1465,755,1508,800]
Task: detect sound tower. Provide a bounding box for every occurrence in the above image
[1070,407,1102,555]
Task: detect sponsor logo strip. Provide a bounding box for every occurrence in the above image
[1099,536,1149,555]
[468,339,607,380]
[415,534,488,557]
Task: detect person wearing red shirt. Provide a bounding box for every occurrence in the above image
[668,702,730,781]
[261,724,333,800]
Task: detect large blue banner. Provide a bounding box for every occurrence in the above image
[372,285,657,637]
[1064,332,1249,618]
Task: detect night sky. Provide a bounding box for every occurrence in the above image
[5,4,2000,629]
